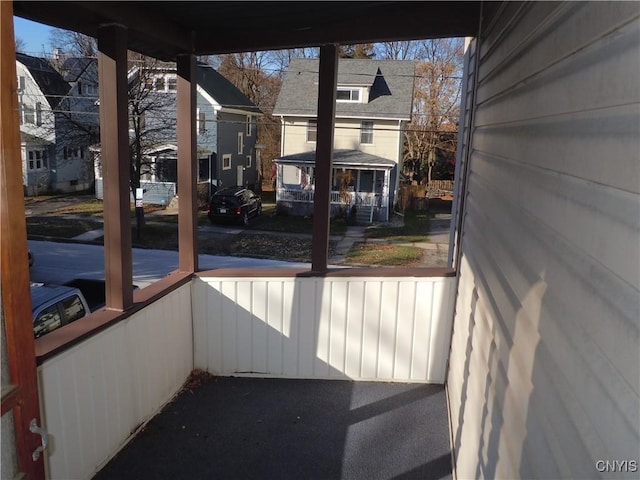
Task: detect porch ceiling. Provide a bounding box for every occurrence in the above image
[13,1,481,60]
[276,149,396,169]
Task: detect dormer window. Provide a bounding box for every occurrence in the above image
[337,87,362,103]
[146,74,177,92]
[155,76,165,91]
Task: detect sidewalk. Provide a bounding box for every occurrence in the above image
[67,212,450,267]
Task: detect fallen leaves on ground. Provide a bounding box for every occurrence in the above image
[230,233,336,262]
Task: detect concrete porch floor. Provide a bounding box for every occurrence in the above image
[93,377,452,480]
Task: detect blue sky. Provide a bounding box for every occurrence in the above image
[14,17,55,56]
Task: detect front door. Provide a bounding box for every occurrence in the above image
[1,4,46,477]
[237,165,244,186]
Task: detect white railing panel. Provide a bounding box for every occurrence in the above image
[193,275,455,383]
[38,284,193,480]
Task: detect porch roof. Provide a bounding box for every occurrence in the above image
[275,149,396,169]
[13,2,481,61]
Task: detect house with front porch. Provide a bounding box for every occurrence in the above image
[94,62,261,204]
[273,58,414,222]
[16,53,98,195]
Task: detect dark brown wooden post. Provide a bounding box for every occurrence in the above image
[97,24,133,311]
[176,54,198,273]
[311,44,338,273]
[0,2,46,477]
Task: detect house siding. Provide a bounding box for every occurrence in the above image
[17,57,99,195]
[447,2,640,479]
[217,111,257,188]
[195,91,218,155]
[281,117,402,162]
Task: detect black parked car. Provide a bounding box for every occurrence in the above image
[207,186,262,226]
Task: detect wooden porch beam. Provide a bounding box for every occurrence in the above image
[75,2,192,52]
[0,2,46,476]
[176,54,198,273]
[98,24,133,311]
[311,44,338,273]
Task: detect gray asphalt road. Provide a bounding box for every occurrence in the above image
[28,240,311,288]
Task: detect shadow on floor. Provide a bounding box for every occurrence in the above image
[93,377,452,480]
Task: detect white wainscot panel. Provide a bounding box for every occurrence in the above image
[38,284,193,480]
[193,276,456,383]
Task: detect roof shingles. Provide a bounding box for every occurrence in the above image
[274,58,414,120]
[16,53,70,108]
[197,64,261,115]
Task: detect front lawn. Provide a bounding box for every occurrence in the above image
[26,217,103,238]
[345,243,424,266]
[365,209,431,241]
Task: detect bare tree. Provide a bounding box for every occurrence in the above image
[47,27,178,209]
[339,43,375,59]
[15,36,26,53]
[375,41,421,60]
[270,47,319,74]
[126,54,177,199]
[399,39,463,184]
[49,28,97,57]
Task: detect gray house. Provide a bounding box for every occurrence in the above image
[94,62,262,204]
[273,59,414,221]
[16,53,98,195]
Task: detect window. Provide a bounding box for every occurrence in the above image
[198,110,206,134]
[84,84,98,96]
[246,116,252,136]
[167,77,177,91]
[77,82,83,95]
[24,105,34,124]
[337,87,362,103]
[63,147,82,161]
[155,76,165,91]
[307,119,317,142]
[35,102,42,126]
[27,150,48,170]
[33,304,62,339]
[360,121,374,144]
[246,155,252,168]
[61,295,86,324]
[222,154,232,170]
[238,132,244,154]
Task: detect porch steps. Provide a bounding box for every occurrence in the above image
[355,206,375,225]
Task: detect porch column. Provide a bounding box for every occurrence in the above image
[1,3,46,476]
[384,169,390,221]
[311,44,338,272]
[98,24,133,311]
[176,54,198,273]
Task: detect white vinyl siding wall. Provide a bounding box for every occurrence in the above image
[38,285,193,480]
[281,117,401,162]
[447,2,640,479]
[193,275,456,383]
